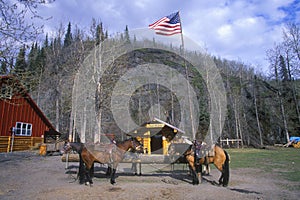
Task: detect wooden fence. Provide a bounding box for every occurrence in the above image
[0,136,43,153]
[220,138,243,148]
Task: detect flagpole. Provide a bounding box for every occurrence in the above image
[178,11,196,141]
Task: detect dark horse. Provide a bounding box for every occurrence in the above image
[61,138,143,185]
[185,144,230,186]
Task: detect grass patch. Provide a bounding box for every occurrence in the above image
[226,147,300,182]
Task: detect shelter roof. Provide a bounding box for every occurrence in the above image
[0,75,56,131]
[127,117,185,137]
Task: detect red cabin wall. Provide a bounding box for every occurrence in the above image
[0,97,50,137]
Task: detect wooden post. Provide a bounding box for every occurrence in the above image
[65,153,69,169]
[143,131,151,155]
[10,133,14,152]
[7,136,11,153]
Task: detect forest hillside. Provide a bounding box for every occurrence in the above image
[2,17,300,147]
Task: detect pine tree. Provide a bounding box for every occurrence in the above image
[279,55,289,82]
[105,30,108,39]
[124,25,130,44]
[37,47,46,71]
[14,45,27,73]
[44,34,49,48]
[63,22,73,47]
[28,42,38,72]
[96,22,105,45]
[0,61,8,74]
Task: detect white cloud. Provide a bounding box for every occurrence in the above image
[134,0,152,9]
[182,0,299,71]
[217,24,233,42]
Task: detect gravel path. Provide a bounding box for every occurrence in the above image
[0,151,299,200]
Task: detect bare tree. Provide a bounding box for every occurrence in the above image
[267,45,290,143]
[0,0,53,65]
[253,76,263,146]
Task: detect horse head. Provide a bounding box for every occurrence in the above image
[60,140,84,154]
[60,140,71,154]
[130,137,144,153]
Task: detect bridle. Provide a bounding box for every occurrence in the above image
[62,142,72,153]
[131,138,142,151]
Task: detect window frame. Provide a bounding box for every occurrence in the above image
[14,122,32,136]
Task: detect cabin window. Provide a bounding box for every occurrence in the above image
[13,122,32,136]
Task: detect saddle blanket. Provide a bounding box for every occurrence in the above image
[196,144,215,158]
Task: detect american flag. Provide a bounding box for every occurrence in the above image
[149,12,182,36]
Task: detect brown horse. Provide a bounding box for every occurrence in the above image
[185,144,230,186]
[61,138,143,185]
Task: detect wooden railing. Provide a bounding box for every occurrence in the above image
[220,138,243,148]
[0,136,43,153]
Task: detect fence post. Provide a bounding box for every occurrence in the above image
[10,133,14,152]
[7,136,11,153]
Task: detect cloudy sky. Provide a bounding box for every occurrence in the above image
[37,0,300,72]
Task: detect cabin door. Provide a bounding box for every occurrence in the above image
[151,135,163,154]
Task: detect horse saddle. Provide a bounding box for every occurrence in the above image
[87,143,116,154]
[196,144,215,158]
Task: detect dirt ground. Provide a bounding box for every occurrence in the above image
[0,151,299,200]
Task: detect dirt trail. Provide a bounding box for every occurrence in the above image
[0,151,299,200]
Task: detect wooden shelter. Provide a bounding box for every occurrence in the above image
[0,75,59,152]
[129,117,185,155]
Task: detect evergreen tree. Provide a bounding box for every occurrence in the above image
[96,22,105,45]
[14,45,27,73]
[105,30,108,39]
[63,22,73,47]
[279,55,289,82]
[44,34,49,48]
[53,37,62,50]
[0,61,8,74]
[124,25,130,44]
[37,47,46,71]
[28,43,38,72]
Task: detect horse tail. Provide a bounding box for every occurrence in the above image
[222,150,230,186]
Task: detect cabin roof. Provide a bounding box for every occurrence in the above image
[0,75,56,131]
[153,117,185,134]
[127,117,185,137]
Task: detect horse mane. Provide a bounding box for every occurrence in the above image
[70,142,85,154]
[116,137,135,145]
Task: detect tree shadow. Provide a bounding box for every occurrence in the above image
[229,188,262,195]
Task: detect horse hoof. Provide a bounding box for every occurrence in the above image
[192,181,199,185]
[85,182,90,186]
